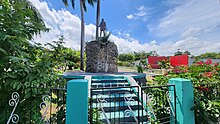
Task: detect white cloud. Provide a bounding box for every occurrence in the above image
[182,27,201,37]
[126,5,150,21]
[30,0,158,54]
[149,40,157,45]
[137,6,145,11]
[149,0,220,55]
[110,35,158,53]
[29,0,220,56]
[134,11,146,17]
[126,14,134,19]
[29,0,96,50]
[154,0,220,37]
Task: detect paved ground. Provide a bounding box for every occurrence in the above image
[64,70,146,78]
[64,66,162,82]
[118,66,137,72]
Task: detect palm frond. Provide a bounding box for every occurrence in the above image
[62,0,75,9]
[87,0,97,6]
[62,0,68,6]
[83,1,87,11]
[71,0,75,9]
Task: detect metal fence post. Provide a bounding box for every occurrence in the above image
[66,79,88,124]
[169,78,195,124]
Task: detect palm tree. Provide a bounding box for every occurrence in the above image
[79,0,85,71]
[62,0,96,71]
[95,0,100,39]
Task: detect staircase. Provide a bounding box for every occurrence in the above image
[89,76,149,124]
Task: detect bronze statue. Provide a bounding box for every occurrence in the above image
[99,18,106,37]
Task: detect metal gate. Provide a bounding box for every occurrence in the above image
[89,85,176,124]
[0,87,66,124]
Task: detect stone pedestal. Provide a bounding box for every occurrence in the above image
[86,40,118,73]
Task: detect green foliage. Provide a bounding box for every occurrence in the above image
[174,49,191,56]
[137,63,143,73]
[184,50,191,55]
[134,51,158,60]
[0,1,67,123]
[154,60,220,123]
[140,59,147,66]
[63,48,80,70]
[0,0,48,40]
[95,32,111,45]
[117,61,131,67]
[62,0,97,11]
[143,87,172,123]
[118,51,158,62]
[174,50,182,56]
[45,36,81,70]
[90,108,103,124]
[118,53,135,62]
[195,52,220,59]
[158,60,171,69]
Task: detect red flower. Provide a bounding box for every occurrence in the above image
[172,68,182,74]
[196,61,204,65]
[214,62,219,67]
[197,86,209,92]
[203,72,213,78]
[205,59,212,65]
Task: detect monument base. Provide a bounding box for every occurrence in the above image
[85,38,118,73]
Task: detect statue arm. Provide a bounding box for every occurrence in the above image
[99,22,103,27]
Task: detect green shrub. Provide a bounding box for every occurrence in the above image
[0,1,66,123]
[154,60,220,123]
[137,64,143,73]
[117,61,131,67]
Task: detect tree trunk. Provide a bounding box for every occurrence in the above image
[95,0,100,39]
[80,0,85,71]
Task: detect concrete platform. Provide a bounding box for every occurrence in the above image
[62,71,147,85]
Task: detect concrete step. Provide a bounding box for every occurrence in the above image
[92,104,144,112]
[97,110,148,121]
[91,83,130,88]
[91,88,136,95]
[91,96,139,103]
[91,79,127,83]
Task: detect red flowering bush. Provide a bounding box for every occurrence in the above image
[197,86,209,92]
[205,59,212,65]
[154,59,220,123]
[214,62,219,67]
[196,61,204,65]
[203,72,213,78]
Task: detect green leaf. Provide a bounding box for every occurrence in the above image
[7,73,17,78]
[12,81,20,89]
[0,48,7,55]
[24,88,31,95]
[16,83,23,90]
[24,81,31,87]
[3,35,10,41]
[24,92,31,99]
[9,80,18,88]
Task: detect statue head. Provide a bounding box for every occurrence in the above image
[101,18,104,22]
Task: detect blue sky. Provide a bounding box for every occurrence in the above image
[30,0,220,55]
[41,0,174,42]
